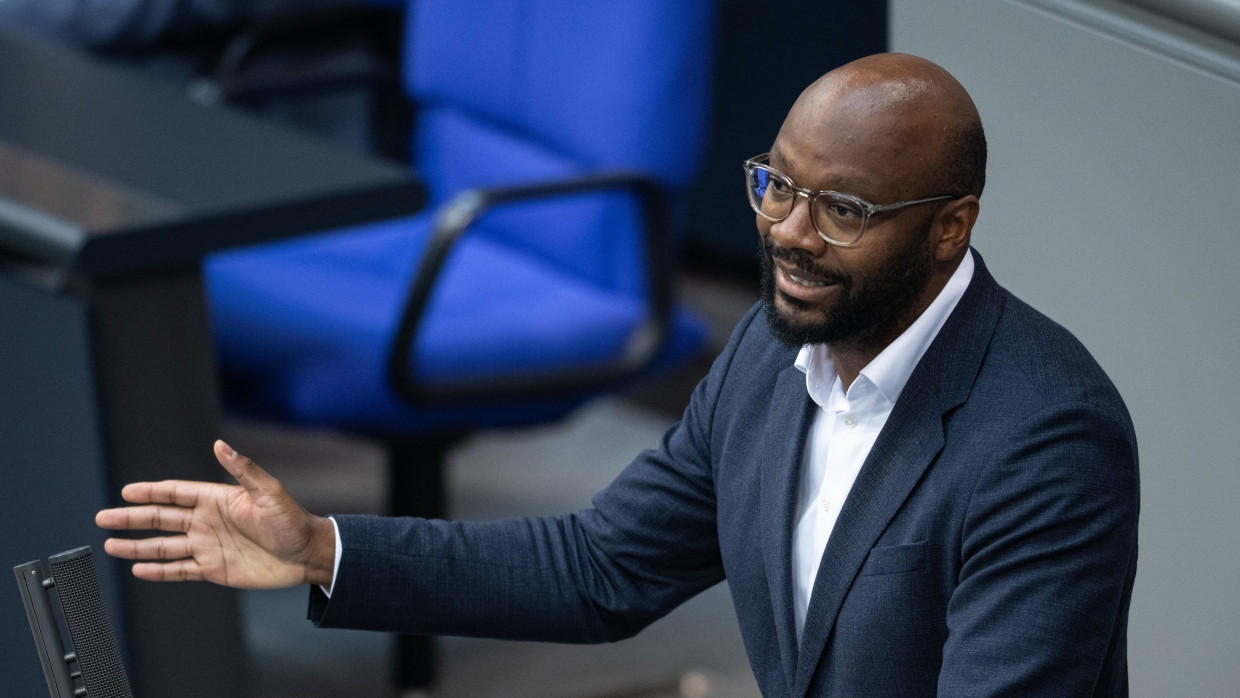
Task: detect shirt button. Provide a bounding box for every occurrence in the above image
[820,497,832,512]
[843,414,858,427]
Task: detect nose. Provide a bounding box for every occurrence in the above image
[766,192,825,253]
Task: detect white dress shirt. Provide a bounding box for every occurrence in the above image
[322,517,343,597]
[791,251,975,639]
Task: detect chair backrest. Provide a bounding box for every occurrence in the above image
[402,0,715,294]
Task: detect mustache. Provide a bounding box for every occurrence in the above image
[762,240,851,287]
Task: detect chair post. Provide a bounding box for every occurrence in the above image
[387,436,459,520]
[385,434,463,692]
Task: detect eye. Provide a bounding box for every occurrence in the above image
[820,196,863,220]
[765,172,794,198]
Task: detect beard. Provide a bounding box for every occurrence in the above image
[759,218,935,351]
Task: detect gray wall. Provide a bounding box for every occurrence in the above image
[891,0,1240,695]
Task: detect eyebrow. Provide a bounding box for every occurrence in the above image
[768,147,875,195]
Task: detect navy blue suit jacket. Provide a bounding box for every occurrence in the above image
[311,252,1139,696]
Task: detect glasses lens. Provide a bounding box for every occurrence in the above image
[812,193,867,245]
[746,165,794,221]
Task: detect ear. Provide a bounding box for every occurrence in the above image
[932,195,979,262]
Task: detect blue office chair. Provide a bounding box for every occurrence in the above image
[204,0,715,690]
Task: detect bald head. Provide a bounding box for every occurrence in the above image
[778,53,986,199]
[810,54,978,114]
[756,54,984,360]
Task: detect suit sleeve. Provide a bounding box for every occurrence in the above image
[308,306,764,643]
[938,400,1139,695]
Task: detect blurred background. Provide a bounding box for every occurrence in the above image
[2,1,1238,696]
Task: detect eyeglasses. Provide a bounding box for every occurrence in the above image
[743,153,957,247]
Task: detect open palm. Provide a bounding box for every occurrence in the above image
[96,441,336,590]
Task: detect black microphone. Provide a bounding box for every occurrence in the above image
[14,546,133,698]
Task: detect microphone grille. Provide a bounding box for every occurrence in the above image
[49,547,133,698]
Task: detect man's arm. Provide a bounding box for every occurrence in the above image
[95,440,337,590]
[309,369,730,643]
[308,308,766,642]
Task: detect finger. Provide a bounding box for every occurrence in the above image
[118,480,209,507]
[214,439,280,495]
[103,535,192,561]
[95,504,193,533]
[130,560,204,583]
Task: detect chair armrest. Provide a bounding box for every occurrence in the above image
[387,173,676,404]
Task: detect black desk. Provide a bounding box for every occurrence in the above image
[0,30,421,696]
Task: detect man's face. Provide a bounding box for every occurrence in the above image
[759,211,935,350]
[756,80,945,352]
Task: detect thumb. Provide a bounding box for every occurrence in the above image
[213,440,279,494]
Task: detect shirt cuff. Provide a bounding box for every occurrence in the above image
[318,516,343,598]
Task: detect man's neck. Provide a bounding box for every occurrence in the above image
[829,350,872,392]
[828,261,961,390]
[826,304,920,390]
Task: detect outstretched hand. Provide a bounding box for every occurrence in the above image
[95,440,336,590]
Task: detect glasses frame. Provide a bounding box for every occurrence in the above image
[744,152,957,247]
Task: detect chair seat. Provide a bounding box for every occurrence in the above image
[205,215,708,435]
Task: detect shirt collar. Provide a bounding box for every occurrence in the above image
[795,249,975,407]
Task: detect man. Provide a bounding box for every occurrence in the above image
[97,53,1139,696]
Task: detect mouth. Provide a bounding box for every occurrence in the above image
[774,262,839,303]
[776,258,836,287]
[784,270,832,288]
[761,240,846,306]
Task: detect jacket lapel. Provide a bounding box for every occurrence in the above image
[792,376,948,694]
[759,362,817,696]
[790,251,1006,695]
